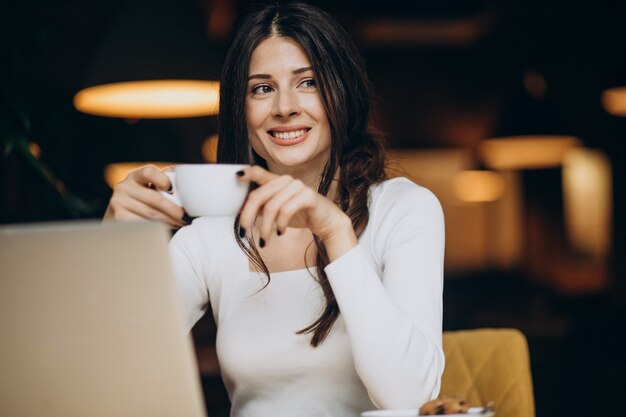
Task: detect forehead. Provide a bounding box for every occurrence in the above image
[248,36,312,74]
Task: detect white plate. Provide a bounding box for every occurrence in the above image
[361,411,419,417]
[440,414,494,417]
[361,411,494,417]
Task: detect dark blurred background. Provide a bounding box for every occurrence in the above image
[2,1,625,416]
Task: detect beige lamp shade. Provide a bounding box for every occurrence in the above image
[453,170,505,203]
[601,86,626,116]
[104,162,176,188]
[74,80,219,119]
[478,135,581,170]
[75,0,221,119]
[562,148,612,260]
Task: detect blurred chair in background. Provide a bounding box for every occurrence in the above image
[440,328,535,417]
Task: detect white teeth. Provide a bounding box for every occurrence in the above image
[272,129,307,140]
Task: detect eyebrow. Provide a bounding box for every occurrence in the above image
[248,66,313,81]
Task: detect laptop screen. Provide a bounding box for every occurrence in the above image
[0,221,207,417]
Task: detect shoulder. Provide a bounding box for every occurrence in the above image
[370,177,443,221]
[366,178,445,266]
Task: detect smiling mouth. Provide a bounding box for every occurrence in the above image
[268,128,310,140]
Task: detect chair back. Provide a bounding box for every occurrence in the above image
[441,328,535,417]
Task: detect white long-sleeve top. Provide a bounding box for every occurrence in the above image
[169,177,445,417]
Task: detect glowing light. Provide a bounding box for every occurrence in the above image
[453,170,505,203]
[74,80,220,119]
[104,162,175,188]
[479,135,581,170]
[562,148,612,260]
[28,142,42,158]
[602,86,626,117]
[202,134,219,163]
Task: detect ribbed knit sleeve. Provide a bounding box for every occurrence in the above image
[169,225,210,332]
[325,179,445,409]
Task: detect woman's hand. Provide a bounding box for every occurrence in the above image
[103,165,186,229]
[237,166,357,260]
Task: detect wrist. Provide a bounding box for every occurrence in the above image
[319,213,357,262]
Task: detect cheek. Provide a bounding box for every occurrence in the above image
[245,122,266,154]
[307,98,331,141]
[304,96,330,130]
[245,100,271,131]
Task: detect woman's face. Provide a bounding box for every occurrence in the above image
[246,36,331,176]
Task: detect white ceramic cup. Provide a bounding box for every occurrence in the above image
[160,164,250,217]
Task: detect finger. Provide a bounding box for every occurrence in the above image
[239,175,294,234]
[275,187,317,233]
[117,196,185,228]
[122,181,185,221]
[107,201,184,229]
[237,165,278,186]
[129,164,173,192]
[259,179,306,242]
[106,206,145,222]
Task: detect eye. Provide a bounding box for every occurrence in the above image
[251,84,274,95]
[298,78,317,89]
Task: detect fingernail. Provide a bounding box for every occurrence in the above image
[182,213,194,224]
[239,226,246,238]
[259,238,265,248]
[168,184,173,193]
[276,229,282,236]
[236,170,245,177]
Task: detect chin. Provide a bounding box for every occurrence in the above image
[271,157,311,169]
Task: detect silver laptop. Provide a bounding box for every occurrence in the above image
[0,220,207,417]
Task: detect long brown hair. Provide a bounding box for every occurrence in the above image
[217,1,386,346]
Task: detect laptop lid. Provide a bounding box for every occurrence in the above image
[0,220,207,417]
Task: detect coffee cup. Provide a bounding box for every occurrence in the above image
[160,164,250,217]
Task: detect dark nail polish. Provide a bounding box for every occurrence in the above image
[239,227,246,238]
[182,213,194,224]
[167,184,173,192]
[276,229,282,236]
[236,170,245,177]
[259,238,265,248]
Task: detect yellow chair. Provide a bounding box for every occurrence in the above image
[440,328,535,417]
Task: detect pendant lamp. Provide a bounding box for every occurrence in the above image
[478,135,581,170]
[602,86,626,117]
[74,0,221,119]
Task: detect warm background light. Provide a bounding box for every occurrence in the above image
[479,135,581,170]
[386,149,523,271]
[562,148,612,260]
[74,80,220,119]
[453,170,505,203]
[601,86,626,116]
[28,142,42,159]
[104,162,175,188]
[202,134,219,163]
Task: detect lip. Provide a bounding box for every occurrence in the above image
[268,125,310,132]
[266,126,311,146]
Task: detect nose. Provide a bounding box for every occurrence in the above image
[272,89,300,118]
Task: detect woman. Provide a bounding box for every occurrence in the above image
[104,1,445,415]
